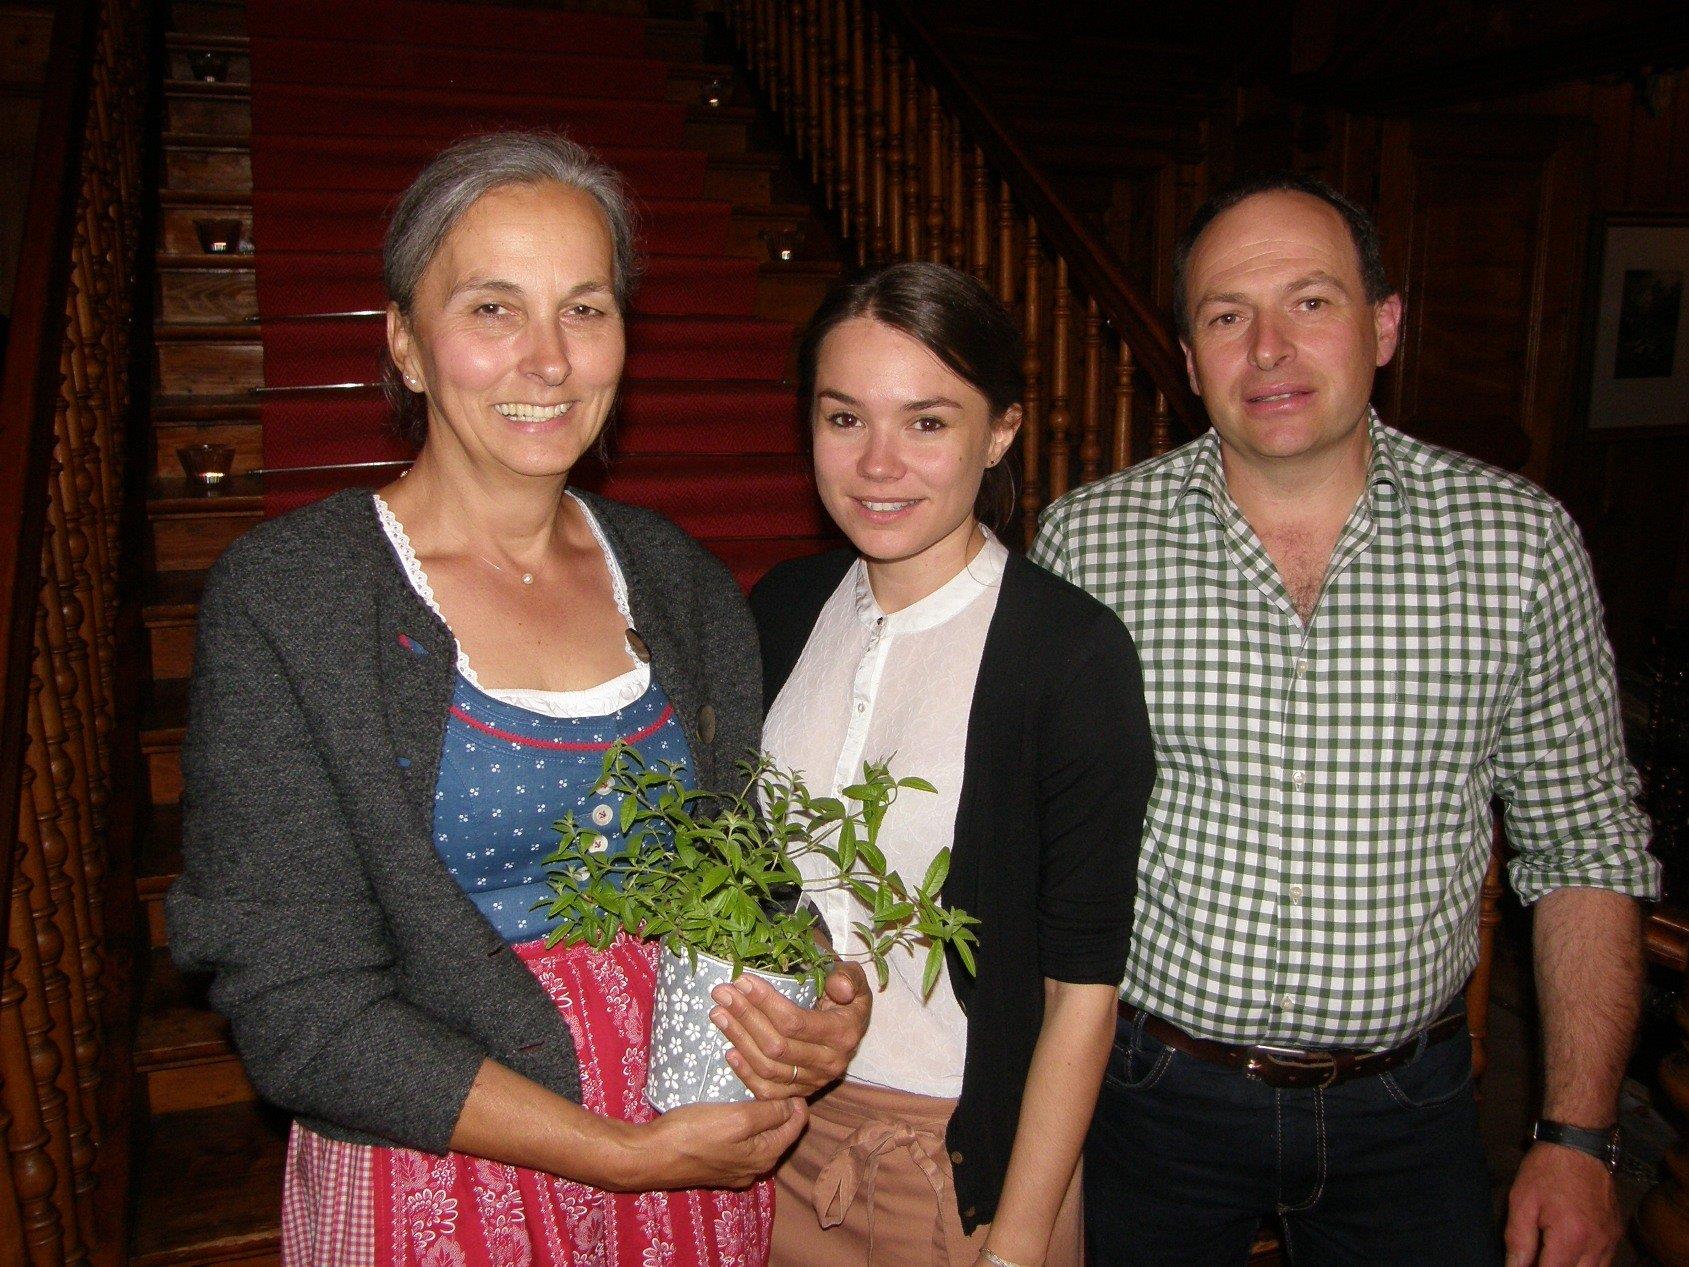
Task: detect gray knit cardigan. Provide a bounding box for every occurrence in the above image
[167,488,761,1153]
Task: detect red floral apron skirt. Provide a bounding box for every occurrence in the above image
[280,935,773,1266]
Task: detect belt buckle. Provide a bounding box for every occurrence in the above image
[1251,1044,1341,1089]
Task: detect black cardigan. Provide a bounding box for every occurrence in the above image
[750,549,1156,1232]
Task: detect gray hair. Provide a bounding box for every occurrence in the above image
[382,132,641,444]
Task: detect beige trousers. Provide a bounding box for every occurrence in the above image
[770,1078,1083,1267]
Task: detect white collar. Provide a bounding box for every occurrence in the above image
[850,530,1008,635]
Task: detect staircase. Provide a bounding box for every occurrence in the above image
[132,1,846,1259]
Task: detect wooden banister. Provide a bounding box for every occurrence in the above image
[724,0,1204,542]
[0,0,148,1259]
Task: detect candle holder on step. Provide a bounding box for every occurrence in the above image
[177,442,236,487]
[700,76,731,108]
[189,51,230,82]
[194,218,245,255]
[759,224,806,263]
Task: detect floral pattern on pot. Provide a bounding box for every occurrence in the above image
[648,945,819,1112]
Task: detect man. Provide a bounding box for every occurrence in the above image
[1031,173,1659,1266]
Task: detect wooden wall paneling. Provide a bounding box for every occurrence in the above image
[884,37,904,257]
[1374,114,1593,479]
[1624,72,1680,209]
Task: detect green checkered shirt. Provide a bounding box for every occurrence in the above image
[1031,415,1659,1048]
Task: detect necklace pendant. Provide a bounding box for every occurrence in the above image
[521,573,534,585]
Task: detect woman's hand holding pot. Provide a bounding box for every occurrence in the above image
[614,1097,808,1191]
[711,961,872,1097]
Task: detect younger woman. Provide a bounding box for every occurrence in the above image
[749,263,1156,1266]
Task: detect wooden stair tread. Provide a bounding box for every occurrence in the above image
[137,948,231,1069]
[165,32,248,52]
[142,679,190,747]
[149,472,264,512]
[145,570,209,621]
[132,1101,287,1264]
[155,394,264,421]
[138,804,184,898]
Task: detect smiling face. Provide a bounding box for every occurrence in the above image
[387,180,625,480]
[1181,189,1402,474]
[811,317,1019,599]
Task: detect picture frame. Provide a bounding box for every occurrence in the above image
[1582,213,1689,436]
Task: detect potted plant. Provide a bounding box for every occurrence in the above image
[542,741,978,1111]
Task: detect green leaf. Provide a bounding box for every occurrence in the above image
[922,943,945,997]
[921,849,950,896]
[898,776,937,794]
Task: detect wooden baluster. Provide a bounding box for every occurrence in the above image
[763,0,781,115]
[944,120,965,271]
[901,62,921,258]
[1080,298,1103,485]
[816,0,836,210]
[832,0,853,237]
[1149,390,1175,456]
[849,0,869,266]
[2,937,65,1264]
[10,738,87,1263]
[1112,337,1137,472]
[805,0,824,189]
[865,11,888,263]
[923,86,944,264]
[969,146,990,282]
[64,264,117,718]
[1046,258,1073,501]
[33,508,102,1075]
[995,180,1015,306]
[23,636,98,1231]
[1019,219,1044,546]
[782,1,803,153]
[884,37,904,258]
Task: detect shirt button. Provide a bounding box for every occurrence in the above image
[591,803,614,827]
[1287,884,1305,903]
[855,701,867,714]
[1290,770,1306,789]
[1294,660,1308,676]
[1279,993,1296,1010]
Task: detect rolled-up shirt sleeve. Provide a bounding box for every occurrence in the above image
[1495,506,1660,904]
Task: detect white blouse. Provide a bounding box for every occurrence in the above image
[763,534,1008,1098]
[372,490,647,718]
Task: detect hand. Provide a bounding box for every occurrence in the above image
[710,961,872,1098]
[1504,1141,1622,1267]
[613,1096,807,1192]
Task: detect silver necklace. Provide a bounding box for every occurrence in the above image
[471,551,536,586]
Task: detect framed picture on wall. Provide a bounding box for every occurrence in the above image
[1584,213,1689,435]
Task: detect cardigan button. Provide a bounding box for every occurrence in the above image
[949,1149,964,1165]
[964,1206,977,1219]
[697,704,717,745]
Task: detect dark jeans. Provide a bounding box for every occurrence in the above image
[1084,1010,1503,1266]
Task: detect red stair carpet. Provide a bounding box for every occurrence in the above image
[245,0,828,587]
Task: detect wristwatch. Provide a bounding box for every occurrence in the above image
[1530,1119,1621,1174]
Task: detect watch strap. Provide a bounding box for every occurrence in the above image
[1531,1118,1620,1173]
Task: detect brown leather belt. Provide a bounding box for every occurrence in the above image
[1118,1001,1465,1090]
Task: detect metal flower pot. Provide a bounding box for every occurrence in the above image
[647,945,818,1112]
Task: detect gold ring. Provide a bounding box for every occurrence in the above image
[789,1062,800,1084]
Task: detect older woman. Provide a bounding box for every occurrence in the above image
[168,132,868,1267]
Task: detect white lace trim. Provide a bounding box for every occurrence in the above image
[372,490,650,717]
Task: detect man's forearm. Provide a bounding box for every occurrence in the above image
[1533,886,1644,1125]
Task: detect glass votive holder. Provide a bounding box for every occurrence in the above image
[700,76,730,108]
[194,218,244,255]
[177,443,236,486]
[189,51,230,82]
[759,224,805,263]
